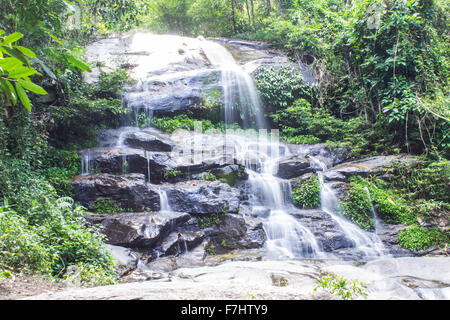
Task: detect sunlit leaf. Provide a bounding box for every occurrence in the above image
[15,82,31,110]
[18,79,47,95]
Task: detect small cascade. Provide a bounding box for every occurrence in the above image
[145,150,151,183]
[364,187,384,236]
[201,40,266,129]
[158,187,171,211]
[81,150,92,175]
[309,156,385,259]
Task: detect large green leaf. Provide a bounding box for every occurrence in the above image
[0,57,23,72]
[31,58,57,80]
[1,46,30,66]
[0,78,17,105]
[66,55,92,72]
[2,32,23,46]
[13,46,37,58]
[15,82,31,111]
[8,67,38,79]
[18,79,47,95]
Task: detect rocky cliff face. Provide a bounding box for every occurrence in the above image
[76,33,427,280]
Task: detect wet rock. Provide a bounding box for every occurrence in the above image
[210,165,248,186]
[101,211,191,248]
[287,144,350,168]
[123,129,176,152]
[290,209,355,252]
[164,180,240,215]
[276,156,312,179]
[325,155,414,181]
[106,245,139,276]
[80,146,236,182]
[72,173,161,212]
[207,214,266,253]
[159,230,205,256]
[123,69,221,117]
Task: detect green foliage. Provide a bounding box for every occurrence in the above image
[283,135,321,145]
[92,198,123,214]
[163,169,182,181]
[48,67,131,149]
[0,198,116,283]
[202,172,217,181]
[62,262,118,287]
[0,205,53,275]
[254,67,314,113]
[345,177,416,225]
[397,225,449,251]
[0,31,47,111]
[386,158,450,202]
[206,243,216,255]
[247,0,450,155]
[143,114,217,133]
[314,273,369,300]
[197,212,226,229]
[292,175,321,209]
[339,180,375,231]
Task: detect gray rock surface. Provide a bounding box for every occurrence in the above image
[101,211,191,248]
[72,173,160,212]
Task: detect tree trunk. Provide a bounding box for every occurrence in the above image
[245,0,252,27]
[266,0,272,14]
[231,0,237,34]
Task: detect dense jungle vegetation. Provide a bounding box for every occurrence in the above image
[0,0,448,283]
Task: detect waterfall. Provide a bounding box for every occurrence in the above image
[309,156,385,259]
[158,187,171,211]
[200,40,325,258]
[201,40,266,129]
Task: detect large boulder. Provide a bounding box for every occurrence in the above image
[200,215,266,254]
[101,211,191,248]
[289,209,355,252]
[323,155,414,182]
[71,173,160,212]
[106,245,140,276]
[123,69,222,117]
[163,180,241,215]
[276,156,312,179]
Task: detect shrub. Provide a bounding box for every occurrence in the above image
[0,205,53,275]
[397,225,449,251]
[254,67,314,113]
[92,198,123,214]
[314,273,369,300]
[292,175,321,209]
[339,181,375,231]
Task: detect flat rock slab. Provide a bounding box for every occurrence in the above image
[24,257,450,300]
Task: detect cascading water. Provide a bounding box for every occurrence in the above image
[200,40,266,129]
[309,156,385,259]
[100,34,388,261]
[158,187,171,211]
[200,42,324,258]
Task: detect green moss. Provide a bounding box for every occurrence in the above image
[292,175,321,209]
[397,225,449,251]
